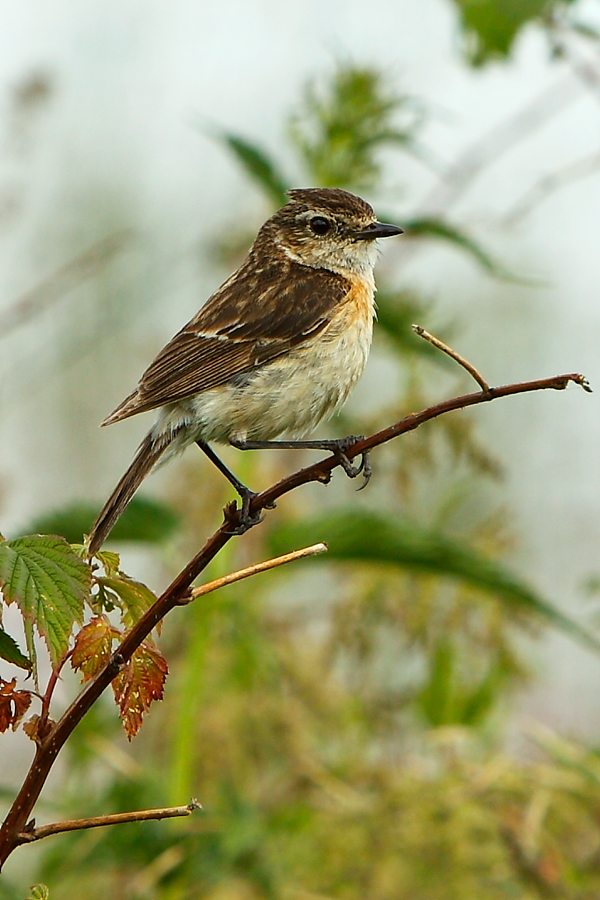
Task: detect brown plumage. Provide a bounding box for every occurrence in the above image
[88,188,402,556]
[103,262,349,423]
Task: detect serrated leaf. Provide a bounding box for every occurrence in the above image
[0,625,31,670]
[0,535,90,667]
[27,496,179,546]
[25,885,50,900]
[95,550,121,577]
[71,615,117,682]
[218,132,289,206]
[22,714,55,744]
[269,510,600,656]
[97,574,158,629]
[112,641,168,739]
[0,676,33,733]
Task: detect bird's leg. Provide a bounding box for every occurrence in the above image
[231,435,372,490]
[196,440,267,532]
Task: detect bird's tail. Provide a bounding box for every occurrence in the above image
[87,430,170,557]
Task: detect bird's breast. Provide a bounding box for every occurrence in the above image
[162,273,376,446]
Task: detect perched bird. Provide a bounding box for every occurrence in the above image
[87,188,403,556]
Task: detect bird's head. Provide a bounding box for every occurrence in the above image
[255,187,403,275]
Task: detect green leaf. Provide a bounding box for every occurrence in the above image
[95,549,121,577]
[403,216,532,281]
[28,496,179,545]
[451,0,577,65]
[0,625,31,671]
[97,574,157,629]
[0,535,90,667]
[269,510,600,656]
[218,132,289,206]
[25,885,50,900]
[418,639,455,727]
[418,639,508,727]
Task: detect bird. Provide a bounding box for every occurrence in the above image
[87,188,403,556]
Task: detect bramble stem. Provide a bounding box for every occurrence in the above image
[0,367,590,869]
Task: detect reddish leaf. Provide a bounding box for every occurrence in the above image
[71,615,118,682]
[22,713,55,744]
[0,677,33,732]
[112,642,168,739]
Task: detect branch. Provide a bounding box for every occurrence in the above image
[412,324,489,391]
[17,800,201,845]
[189,542,327,602]
[0,363,590,869]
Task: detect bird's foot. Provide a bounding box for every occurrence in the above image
[223,488,269,535]
[328,435,372,490]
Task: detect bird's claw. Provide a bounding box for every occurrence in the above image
[223,492,264,535]
[332,435,372,490]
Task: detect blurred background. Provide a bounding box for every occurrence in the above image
[2,1,600,897]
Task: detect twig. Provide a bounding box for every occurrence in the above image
[17,800,201,845]
[0,367,590,869]
[37,651,72,739]
[189,543,327,601]
[412,325,490,391]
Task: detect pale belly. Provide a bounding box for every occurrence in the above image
[154,290,374,449]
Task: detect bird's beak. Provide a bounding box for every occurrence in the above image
[353,221,404,240]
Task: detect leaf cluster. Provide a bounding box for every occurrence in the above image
[0,536,167,744]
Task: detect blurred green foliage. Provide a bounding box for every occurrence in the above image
[3,2,600,897]
[27,496,179,546]
[450,0,578,64]
[288,66,422,190]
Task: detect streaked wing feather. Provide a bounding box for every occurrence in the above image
[106,261,350,422]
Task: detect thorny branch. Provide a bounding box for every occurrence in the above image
[0,346,591,869]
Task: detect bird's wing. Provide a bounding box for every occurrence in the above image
[103,261,350,424]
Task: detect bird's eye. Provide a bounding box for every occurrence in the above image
[309,216,331,236]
